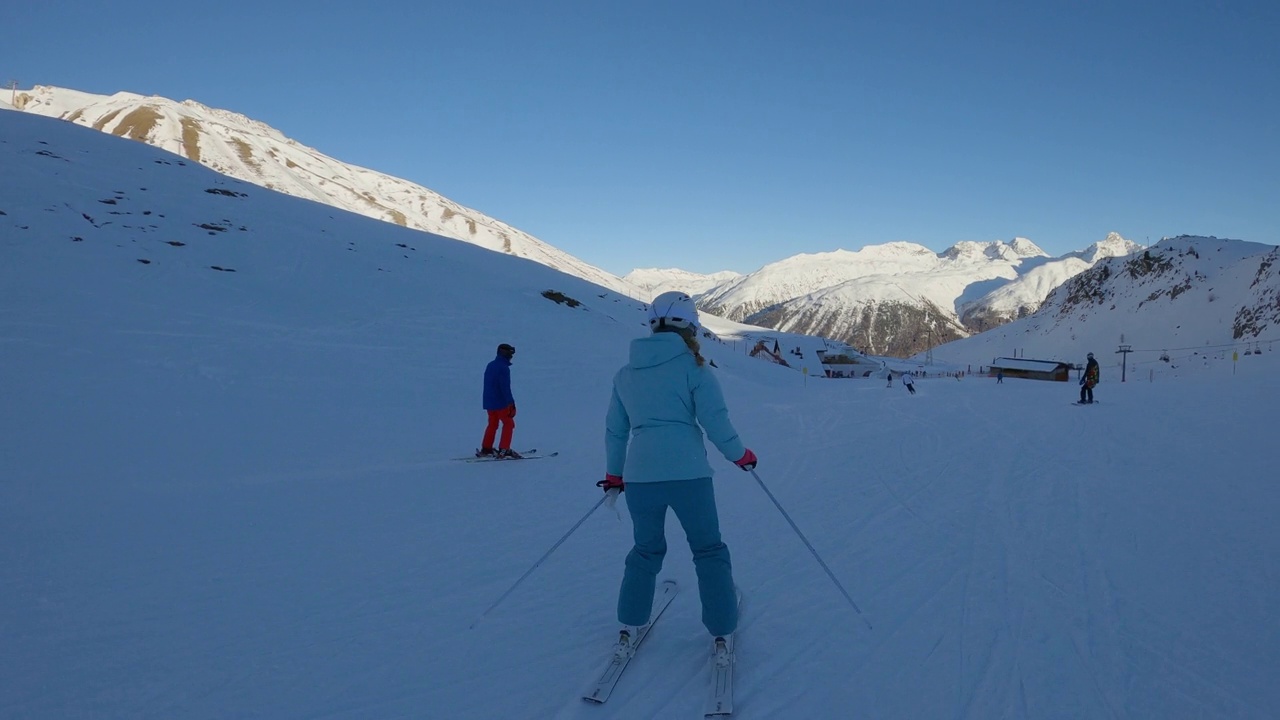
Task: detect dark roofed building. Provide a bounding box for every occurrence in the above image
[988,357,1071,382]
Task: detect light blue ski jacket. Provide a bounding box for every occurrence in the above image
[605,332,746,483]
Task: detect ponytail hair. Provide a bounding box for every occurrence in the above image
[677,326,705,366]
[654,324,706,366]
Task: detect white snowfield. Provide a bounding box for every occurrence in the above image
[3,109,1279,720]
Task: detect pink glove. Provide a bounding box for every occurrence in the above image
[596,474,624,493]
[734,449,758,471]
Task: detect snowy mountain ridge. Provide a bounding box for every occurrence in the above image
[700,242,958,320]
[10,84,636,294]
[958,231,1146,332]
[699,233,1144,356]
[940,236,1048,262]
[622,267,743,298]
[931,234,1280,374]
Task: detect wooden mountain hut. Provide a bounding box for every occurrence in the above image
[987,357,1071,382]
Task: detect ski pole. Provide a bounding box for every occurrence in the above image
[749,469,872,629]
[470,491,615,629]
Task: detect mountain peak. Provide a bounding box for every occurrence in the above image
[622,267,741,297]
[1009,237,1048,257]
[942,238,1047,263]
[1082,232,1143,262]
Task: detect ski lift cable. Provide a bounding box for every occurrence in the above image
[1128,336,1279,353]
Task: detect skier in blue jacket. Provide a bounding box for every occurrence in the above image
[477,343,519,458]
[599,291,757,664]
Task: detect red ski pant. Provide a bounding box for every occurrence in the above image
[481,409,515,450]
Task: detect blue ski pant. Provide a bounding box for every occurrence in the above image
[618,477,737,637]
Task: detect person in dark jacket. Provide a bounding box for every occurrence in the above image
[1079,352,1100,404]
[478,343,519,458]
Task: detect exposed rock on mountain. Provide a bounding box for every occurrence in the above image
[12,85,634,294]
[931,235,1280,372]
[958,232,1144,332]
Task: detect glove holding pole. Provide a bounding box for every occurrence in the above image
[597,474,624,509]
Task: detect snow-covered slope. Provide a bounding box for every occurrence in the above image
[932,235,1280,378]
[11,84,636,294]
[750,273,972,357]
[5,101,1280,720]
[700,242,955,320]
[959,232,1144,331]
[700,239,1030,353]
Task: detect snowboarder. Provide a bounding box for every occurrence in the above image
[600,291,756,661]
[477,343,519,458]
[903,371,916,395]
[1079,352,1100,404]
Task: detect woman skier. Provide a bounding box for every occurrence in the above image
[599,291,757,664]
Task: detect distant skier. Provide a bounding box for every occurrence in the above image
[996,369,1004,384]
[1079,352,1100,404]
[601,291,756,665]
[903,371,916,395]
[886,371,893,387]
[477,343,520,458]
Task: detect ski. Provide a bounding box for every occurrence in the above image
[582,579,679,704]
[452,448,535,461]
[462,451,558,463]
[704,587,742,717]
[452,449,557,462]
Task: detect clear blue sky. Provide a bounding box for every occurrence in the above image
[10,1,1279,274]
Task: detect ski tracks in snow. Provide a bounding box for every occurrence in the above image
[533,379,1275,719]
[864,380,1125,718]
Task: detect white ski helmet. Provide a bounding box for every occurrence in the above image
[647,291,699,332]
